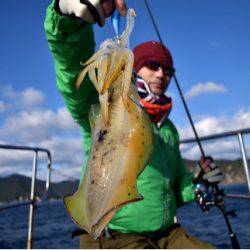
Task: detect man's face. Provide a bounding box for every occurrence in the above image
[137,62,172,96]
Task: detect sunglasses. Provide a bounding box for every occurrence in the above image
[144,61,175,77]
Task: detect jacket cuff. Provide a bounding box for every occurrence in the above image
[54,0,63,15]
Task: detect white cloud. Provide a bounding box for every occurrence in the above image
[0,85,249,181]
[0,86,87,181]
[56,107,81,131]
[51,166,82,182]
[186,82,227,99]
[0,107,81,143]
[20,88,45,106]
[0,136,84,180]
[1,85,17,99]
[40,137,84,165]
[0,104,83,180]
[0,149,34,167]
[178,108,250,159]
[0,100,6,113]
[0,85,46,112]
[178,108,250,139]
[180,139,246,160]
[0,166,22,177]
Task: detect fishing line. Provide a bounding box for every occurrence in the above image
[144,0,205,157]
[143,0,240,248]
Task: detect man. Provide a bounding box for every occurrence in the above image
[45,0,223,248]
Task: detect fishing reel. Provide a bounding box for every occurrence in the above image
[194,182,222,212]
[194,182,237,218]
[193,172,240,248]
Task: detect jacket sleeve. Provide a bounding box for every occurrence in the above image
[44,0,99,130]
[173,128,195,207]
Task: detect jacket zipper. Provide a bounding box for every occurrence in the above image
[157,123,170,226]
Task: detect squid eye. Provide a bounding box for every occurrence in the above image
[121,65,125,71]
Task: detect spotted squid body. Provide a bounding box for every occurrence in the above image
[64,9,154,239]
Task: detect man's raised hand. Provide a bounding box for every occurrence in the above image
[58,0,127,26]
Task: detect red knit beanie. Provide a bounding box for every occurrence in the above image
[133,41,174,73]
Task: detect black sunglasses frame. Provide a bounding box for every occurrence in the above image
[144,61,175,77]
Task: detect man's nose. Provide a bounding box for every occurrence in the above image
[155,68,164,79]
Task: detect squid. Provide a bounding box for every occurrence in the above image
[64,9,154,239]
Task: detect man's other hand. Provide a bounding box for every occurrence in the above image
[193,156,224,184]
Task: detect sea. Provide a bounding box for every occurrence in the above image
[0,184,249,249]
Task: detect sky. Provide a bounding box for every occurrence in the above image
[0,0,250,181]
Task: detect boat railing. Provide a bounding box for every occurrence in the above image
[180,127,250,194]
[0,144,52,249]
[0,128,249,248]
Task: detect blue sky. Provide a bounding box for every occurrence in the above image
[0,0,250,180]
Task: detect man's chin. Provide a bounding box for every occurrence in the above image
[152,90,164,96]
[150,84,164,95]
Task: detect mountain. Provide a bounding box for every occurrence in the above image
[183,158,250,184]
[0,174,78,203]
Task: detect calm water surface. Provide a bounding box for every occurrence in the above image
[0,184,249,249]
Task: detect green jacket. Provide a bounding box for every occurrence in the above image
[44,0,195,234]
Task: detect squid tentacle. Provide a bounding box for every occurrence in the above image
[88,65,99,91]
[101,51,124,94]
[81,48,112,67]
[97,53,109,92]
[120,9,136,48]
[121,50,134,112]
[76,63,94,89]
[101,50,116,93]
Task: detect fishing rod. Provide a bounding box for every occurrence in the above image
[143,0,240,248]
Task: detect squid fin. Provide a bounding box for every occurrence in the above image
[63,187,89,232]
